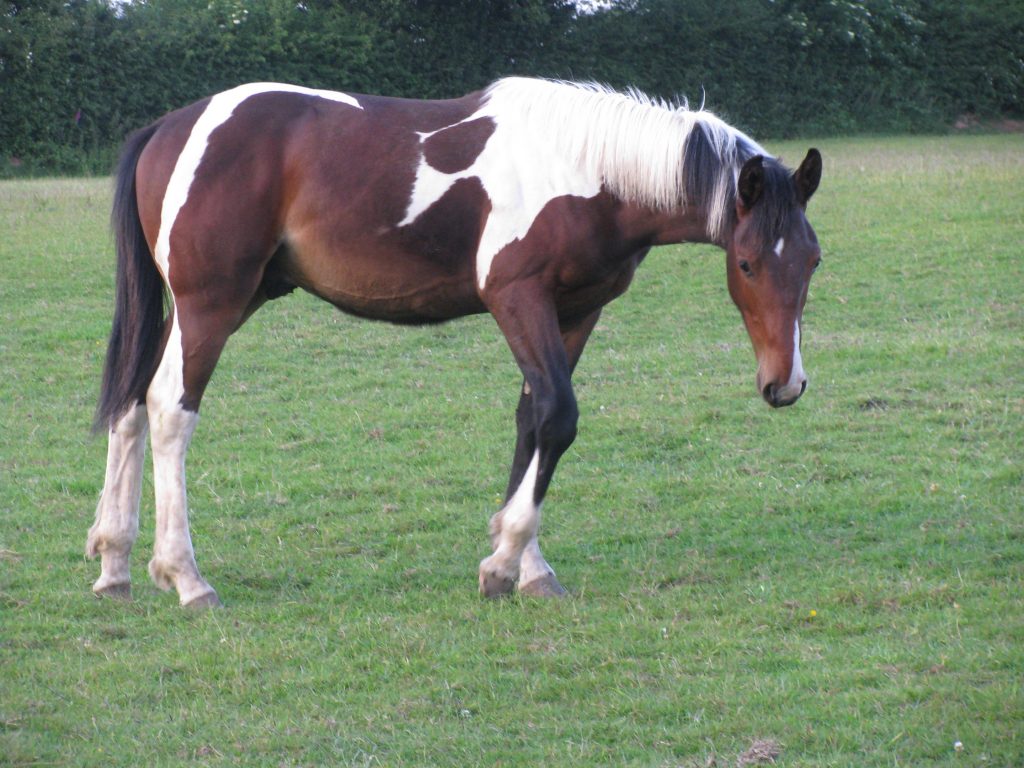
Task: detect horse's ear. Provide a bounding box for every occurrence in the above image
[737,154,765,213]
[794,148,822,206]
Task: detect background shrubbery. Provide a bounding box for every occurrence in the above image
[2,0,1021,175]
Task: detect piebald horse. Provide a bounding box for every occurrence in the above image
[89,78,822,607]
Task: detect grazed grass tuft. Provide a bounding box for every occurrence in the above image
[1,135,1022,766]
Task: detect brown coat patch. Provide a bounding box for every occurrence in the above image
[422,117,496,174]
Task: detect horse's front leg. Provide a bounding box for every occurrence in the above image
[491,383,562,596]
[492,310,602,597]
[479,289,588,597]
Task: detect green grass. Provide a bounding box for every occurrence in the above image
[1,134,1022,767]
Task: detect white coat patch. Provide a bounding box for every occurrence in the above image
[400,102,601,291]
[155,83,361,282]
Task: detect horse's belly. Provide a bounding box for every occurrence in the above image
[278,239,485,324]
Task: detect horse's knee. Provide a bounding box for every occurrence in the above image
[536,389,578,454]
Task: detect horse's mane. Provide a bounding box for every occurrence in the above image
[484,77,771,243]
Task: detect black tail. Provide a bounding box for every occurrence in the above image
[93,122,167,433]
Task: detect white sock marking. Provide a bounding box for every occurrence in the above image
[145,311,207,601]
[481,450,543,583]
[499,449,542,541]
[88,404,149,591]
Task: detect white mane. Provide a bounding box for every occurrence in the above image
[484,77,767,242]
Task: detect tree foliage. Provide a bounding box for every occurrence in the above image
[1,0,1020,173]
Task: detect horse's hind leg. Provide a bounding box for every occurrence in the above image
[146,285,260,608]
[87,403,149,599]
[142,306,213,606]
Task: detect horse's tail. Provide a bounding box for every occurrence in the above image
[93,121,166,433]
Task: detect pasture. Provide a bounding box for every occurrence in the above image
[1,134,1022,766]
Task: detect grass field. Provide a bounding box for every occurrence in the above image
[1,134,1022,766]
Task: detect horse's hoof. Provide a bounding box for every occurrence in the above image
[518,573,567,598]
[182,590,222,610]
[93,582,133,601]
[479,569,516,599]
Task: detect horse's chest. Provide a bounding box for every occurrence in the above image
[553,250,644,320]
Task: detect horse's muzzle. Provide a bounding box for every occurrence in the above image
[761,378,807,408]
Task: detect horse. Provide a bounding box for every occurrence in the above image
[87,78,822,607]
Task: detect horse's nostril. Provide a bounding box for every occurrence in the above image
[800,380,807,395]
[762,382,776,404]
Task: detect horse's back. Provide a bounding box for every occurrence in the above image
[136,85,472,238]
[134,85,490,321]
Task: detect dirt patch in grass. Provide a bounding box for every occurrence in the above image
[737,738,782,765]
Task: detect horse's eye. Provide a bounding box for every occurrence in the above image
[739,260,753,276]
[811,257,822,273]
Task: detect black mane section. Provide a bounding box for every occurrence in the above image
[681,122,728,211]
[681,123,770,244]
[751,158,801,247]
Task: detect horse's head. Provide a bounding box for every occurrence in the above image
[726,149,822,408]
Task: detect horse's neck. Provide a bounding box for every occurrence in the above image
[615,201,718,249]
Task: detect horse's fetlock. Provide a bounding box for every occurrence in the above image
[148,558,178,591]
[85,530,101,559]
[86,524,134,560]
[479,552,518,582]
[502,513,537,540]
[488,509,505,549]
